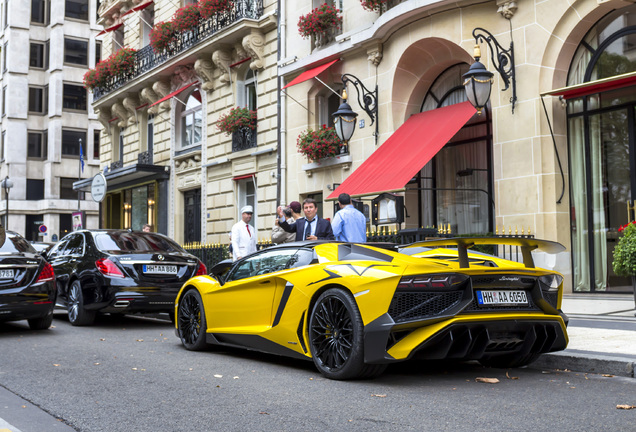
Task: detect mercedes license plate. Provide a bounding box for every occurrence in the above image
[0,269,14,279]
[476,290,527,306]
[143,265,177,275]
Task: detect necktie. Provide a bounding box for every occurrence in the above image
[246,225,251,237]
[304,219,313,238]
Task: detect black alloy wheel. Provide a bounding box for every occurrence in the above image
[309,288,386,380]
[67,280,96,326]
[178,289,209,351]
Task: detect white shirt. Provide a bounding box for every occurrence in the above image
[231,220,257,261]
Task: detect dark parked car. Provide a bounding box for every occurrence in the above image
[46,229,206,326]
[0,231,56,330]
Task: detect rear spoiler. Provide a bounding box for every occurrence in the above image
[401,237,565,269]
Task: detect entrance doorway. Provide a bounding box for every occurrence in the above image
[184,188,201,243]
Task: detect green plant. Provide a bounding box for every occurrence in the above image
[216,107,257,136]
[172,4,202,33]
[83,60,110,90]
[297,3,342,39]
[297,125,343,161]
[199,0,234,19]
[360,0,390,12]
[108,47,137,76]
[149,21,175,53]
[613,221,636,276]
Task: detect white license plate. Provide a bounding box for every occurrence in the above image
[0,269,14,279]
[143,265,178,275]
[476,290,528,306]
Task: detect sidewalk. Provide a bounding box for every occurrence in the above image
[532,294,636,377]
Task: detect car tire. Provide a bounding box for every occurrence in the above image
[309,288,385,380]
[67,280,96,326]
[177,289,209,351]
[27,313,53,330]
[479,352,541,369]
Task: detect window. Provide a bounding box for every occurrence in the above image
[1,86,5,116]
[59,214,72,238]
[93,130,100,159]
[3,43,7,72]
[239,69,257,110]
[60,178,79,199]
[4,0,8,28]
[179,89,202,150]
[25,215,43,242]
[31,0,49,24]
[62,129,86,156]
[64,233,84,255]
[95,41,101,64]
[26,179,45,200]
[65,0,88,21]
[112,27,123,52]
[237,177,256,228]
[30,42,47,68]
[118,127,124,162]
[64,38,88,66]
[28,86,48,114]
[318,89,341,130]
[0,131,4,161]
[141,7,154,47]
[28,131,47,159]
[63,84,87,111]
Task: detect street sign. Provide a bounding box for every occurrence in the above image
[39,224,47,233]
[91,173,107,202]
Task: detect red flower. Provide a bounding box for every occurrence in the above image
[298,4,342,39]
[216,107,257,136]
[149,21,175,53]
[172,4,202,33]
[199,0,234,19]
[360,0,390,12]
[297,126,343,161]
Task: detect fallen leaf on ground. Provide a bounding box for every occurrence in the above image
[233,376,239,379]
[136,339,144,342]
[617,405,636,410]
[214,374,222,378]
[602,374,614,377]
[100,338,105,341]
[21,405,26,409]
[259,411,269,415]
[371,394,387,398]
[476,377,499,384]
[505,371,518,380]
[53,364,60,367]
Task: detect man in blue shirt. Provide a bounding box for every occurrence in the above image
[332,193,367,242]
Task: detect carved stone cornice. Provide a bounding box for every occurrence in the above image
[496,0,517,19]
[171,65,197,89]
[212,49,232,86]
[111,101,128,128]
[122,95,139,124]
[367,43,383,67]
[194,58,215,92]
[150,80,171,114]
[139,86,159,108]
[96,107,112,131]
[175,153,202,173]
[242,30,265,70]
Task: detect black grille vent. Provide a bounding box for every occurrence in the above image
[388,291,464,323]
[543,292,559,309]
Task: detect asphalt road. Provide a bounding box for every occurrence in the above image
[0,313,635,432]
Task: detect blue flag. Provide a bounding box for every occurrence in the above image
[79,143,85,173]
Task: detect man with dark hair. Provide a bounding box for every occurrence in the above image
[332,193,367,242]
[277,198,334,241]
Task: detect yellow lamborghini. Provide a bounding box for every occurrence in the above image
[174,238,568,380]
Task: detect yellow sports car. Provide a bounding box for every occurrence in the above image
[174,238,568,380]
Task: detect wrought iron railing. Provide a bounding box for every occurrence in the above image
[93,0,264,101]
[138,150,152,164]
[110,160,123,170]
[182,243,230,271]
[232,126,257,152]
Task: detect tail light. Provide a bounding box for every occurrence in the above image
[96,258,125,278]
[397,273,469,290]
[36,262,55,283]
[195,260,207,276]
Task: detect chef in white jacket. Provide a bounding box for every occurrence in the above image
[230,205,257,261]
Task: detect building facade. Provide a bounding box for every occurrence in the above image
[0,0,101,241]
[83,0,277,244]
[279,0,636,294]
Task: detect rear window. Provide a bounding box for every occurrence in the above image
[0,233,37,254]
[93,232,183,253]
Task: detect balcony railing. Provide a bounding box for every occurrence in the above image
[232,125,257,152]
[94,0,263,101]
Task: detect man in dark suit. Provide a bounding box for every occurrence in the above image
[277,198,335,241]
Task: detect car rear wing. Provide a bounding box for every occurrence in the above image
[401,237,566,269]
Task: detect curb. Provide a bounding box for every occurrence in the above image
[532,351,635,378]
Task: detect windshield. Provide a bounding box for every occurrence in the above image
[94,232,183,253]
[0,233,37,254]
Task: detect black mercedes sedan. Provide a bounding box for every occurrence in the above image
[0,231,56,330]
[45,229,206,326]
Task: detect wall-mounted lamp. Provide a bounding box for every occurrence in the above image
[147,199,155,226]
[463,27,516,114]
[332,73,378,145]
[1,176,13,229]
[123,202,132,229]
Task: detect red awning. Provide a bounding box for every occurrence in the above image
[97,22,123,36]
[282,59,339,90]
[233,173,255,181]
[544,71,636,100]
[327,101,477,200]
[149,82,199,108]
[122,0,154,17]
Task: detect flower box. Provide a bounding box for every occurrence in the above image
[298,4,342,40]
[297,125,343,162]
[217,107,257,136]
[199,0,234,19]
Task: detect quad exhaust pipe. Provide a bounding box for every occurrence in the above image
[113,300,131,308]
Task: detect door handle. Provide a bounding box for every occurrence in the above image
[259,280,271,284]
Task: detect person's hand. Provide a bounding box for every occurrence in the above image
[306,235,317,240]
[275,219,280,226]
[277,206,283,217]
